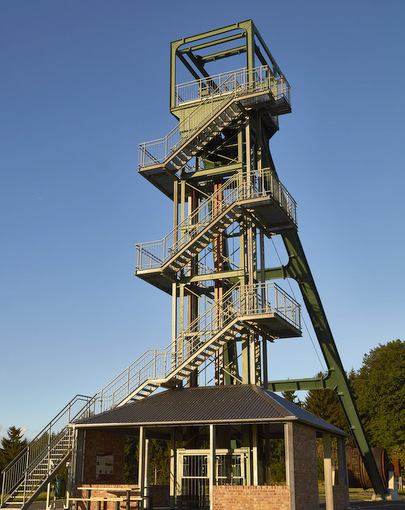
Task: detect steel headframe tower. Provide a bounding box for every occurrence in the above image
[135,20,387,497]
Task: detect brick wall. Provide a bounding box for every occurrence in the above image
[82,429,126,484]
[333,485,349,510]
[212,485,290,510]
[148,485,170,507]
[292,424,319,510]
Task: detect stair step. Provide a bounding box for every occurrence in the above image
[202,125,215,134]
[227,104,240,114]
[165,161,178,172]
[213,117,226,126]
[182,147,194,157]
[218,113,231,123]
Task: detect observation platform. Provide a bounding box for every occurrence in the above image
[138,66,291,199]
[243,312,302,340]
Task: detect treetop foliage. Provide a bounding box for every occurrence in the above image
[299,340,404,472]
[351,339,405,456]
[0,426,27,472]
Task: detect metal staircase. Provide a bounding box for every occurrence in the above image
[5,430,73,507]
[135,170,297,283]
[138,65,290,197]
[0,66,298,510]
[0,396,91,510]
[0,282,300,510]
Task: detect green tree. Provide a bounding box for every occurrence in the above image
[124,436,170,485]
[149,439,170,485]
[0,426,27,471]
[281,390,301,406]
[351,339,405,462]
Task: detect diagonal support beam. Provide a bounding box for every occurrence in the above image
[266,228,387,498]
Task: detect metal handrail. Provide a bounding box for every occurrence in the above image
[135,168,297,272]
[86,281,301,410]
[175,66,290,107]
[139,66,277,168]
[0,281,300,507]
[0,395,92,506]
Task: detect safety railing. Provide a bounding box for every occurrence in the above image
[85,281,301,410]
[1,395,92,507]
[1,281,300,507]
[175,66,290,107]
[139,65,281,168]
[135,169,297,272]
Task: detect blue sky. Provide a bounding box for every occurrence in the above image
[1,0,404,440]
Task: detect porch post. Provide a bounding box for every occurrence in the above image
[337,436,349,487]
[138,427,145,510]
[170,430,176,510]
[252,424,258,485]
[210,424,216,510]
[144,438,150,509]
[323,433,334,510]
[284,422,295,510]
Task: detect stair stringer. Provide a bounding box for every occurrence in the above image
[139,88,276,186]
[162,203,244,274]
[117,320,244,406]
[163,100,244,174]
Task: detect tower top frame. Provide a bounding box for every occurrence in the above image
[170,19,287,113]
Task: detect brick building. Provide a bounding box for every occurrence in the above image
[68,384,349,510]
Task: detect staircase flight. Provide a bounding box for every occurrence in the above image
[0,282,300,510]
[135,170,297,278]
[1,66,297,510]
[138,66,291,198]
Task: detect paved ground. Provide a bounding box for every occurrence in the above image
[24,497,405,510]
[320,499,405,510]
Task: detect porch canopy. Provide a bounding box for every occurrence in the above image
[72,384,347,437]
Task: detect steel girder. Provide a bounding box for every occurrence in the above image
[265,228,387,497]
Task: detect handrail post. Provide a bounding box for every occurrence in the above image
[23,471,27,505]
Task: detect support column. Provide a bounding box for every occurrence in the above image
[284,422,295,510]
[260,230,268,387]
[323,433,334,510]
[337,436,348,488]
[264,425,271,484]
[252,424,258,486]
[209,425,216,510]
[172,180,178,350]
[170,430,176,510]
[71,428,85,495]
[144,439,150,509]
[241,336,250,383]
[138,427,145,510]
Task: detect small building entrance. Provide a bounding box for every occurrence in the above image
[176,448,250,509]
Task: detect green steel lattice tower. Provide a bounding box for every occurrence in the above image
[135,20,386,497]
[0,21,388,510]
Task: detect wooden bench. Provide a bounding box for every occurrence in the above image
[70,486,146,510]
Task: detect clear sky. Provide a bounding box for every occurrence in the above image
[1,0,404,441]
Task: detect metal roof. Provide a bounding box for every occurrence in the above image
[73,385,347,436]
